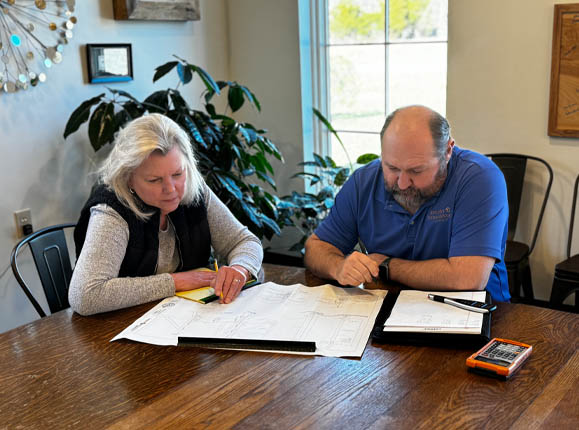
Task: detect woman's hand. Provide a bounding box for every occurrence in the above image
[171,270,217,292]
[211,265,250,304]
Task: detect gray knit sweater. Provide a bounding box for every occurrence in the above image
[69,183,263,315]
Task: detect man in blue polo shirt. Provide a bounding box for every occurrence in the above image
[304,105,510,302]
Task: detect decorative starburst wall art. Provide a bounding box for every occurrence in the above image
[0,0,77,93]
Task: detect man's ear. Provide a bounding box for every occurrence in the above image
[445,139,455,162]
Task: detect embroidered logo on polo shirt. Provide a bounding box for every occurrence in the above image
[427,207,451,222]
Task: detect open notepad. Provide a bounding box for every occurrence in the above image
[383,290,486,334]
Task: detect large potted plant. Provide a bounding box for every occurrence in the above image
[64,56,289,241]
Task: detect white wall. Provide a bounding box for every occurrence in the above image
[226,0,305,253]
[0,0,229,333]
[448,0,579,301]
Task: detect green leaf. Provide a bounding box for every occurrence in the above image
[240,201,263,230]
[258,136,283,161]
[192,65,221,94]
[241,168,255,176]
[114,109,131,128]
[259,195,279,219]
[182,115,206,148]
[357,153,380,164]
[240,85,261,112]
[153,61,178,82]
[63,93,105,139]
[291,172,321,181]
[206,103,217,117]
[242,126,258,143]
[216,174,243,199]
[228,86,245,112]
[313,153,327,168]
[177,62,193,84]
[88,102,116,151]
[324,156,337,168]
[313,107,353,169]
[334,167,350,186]
[238,125,251,143]
[298,161,323,167]
[106,87,139,103]
[317,186,335,200]
[256,171,277,189]
[143,90,170,113]
[249,90,261,112]
[260,214,281,236]
[122,101,145,120]
[170,91,189,111]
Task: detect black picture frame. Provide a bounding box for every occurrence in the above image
[86,43,133,84]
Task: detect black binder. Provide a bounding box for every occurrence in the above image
[371,290,492,348]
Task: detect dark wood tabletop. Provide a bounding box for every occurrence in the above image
[0,264,577,430]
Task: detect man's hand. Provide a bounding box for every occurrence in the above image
[305,234,388,286]
[333,252,381,286]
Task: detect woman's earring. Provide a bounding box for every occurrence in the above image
[129,188,135,194]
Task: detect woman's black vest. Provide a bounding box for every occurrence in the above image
[74,184,211,277]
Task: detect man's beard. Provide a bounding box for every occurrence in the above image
[385,161,448,214]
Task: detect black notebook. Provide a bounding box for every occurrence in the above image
[372,290,492,348]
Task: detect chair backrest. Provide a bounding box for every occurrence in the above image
[10,223,76,318]
[487,154,553,255]
[566,174,579,259]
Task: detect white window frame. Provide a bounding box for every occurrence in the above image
[299,0,448,166]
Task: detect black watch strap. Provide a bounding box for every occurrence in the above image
[379,257,393,282]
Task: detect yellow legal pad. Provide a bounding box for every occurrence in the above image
[176,287,217,304]
[175,267,218,304]
[175,267,259,304]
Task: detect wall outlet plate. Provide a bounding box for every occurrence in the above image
[14,208,32,239]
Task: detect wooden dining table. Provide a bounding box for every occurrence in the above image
[0,263,577,429]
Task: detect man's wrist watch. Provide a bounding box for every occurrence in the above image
[379,257,393,282]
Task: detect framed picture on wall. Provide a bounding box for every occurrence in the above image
[548,4,579,137]
[86,44,133,84]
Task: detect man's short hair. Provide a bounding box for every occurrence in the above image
[380,105,451,161]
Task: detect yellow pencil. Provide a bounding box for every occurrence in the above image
[214,260,223,300]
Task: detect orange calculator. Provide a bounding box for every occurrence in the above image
[466,338,532,379]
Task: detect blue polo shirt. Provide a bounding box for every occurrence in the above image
[315,146,510,302]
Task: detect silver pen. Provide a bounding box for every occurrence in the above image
[427,294,497,314]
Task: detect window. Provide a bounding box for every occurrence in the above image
[313,0,448,166]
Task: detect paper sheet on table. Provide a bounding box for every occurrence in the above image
[383,290,485,334]
[112,282,386,357]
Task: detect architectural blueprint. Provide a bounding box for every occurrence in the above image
[112,282,387,357]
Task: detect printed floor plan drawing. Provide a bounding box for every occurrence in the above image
[113,282,387,357]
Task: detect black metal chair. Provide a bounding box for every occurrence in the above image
[487,154,553,302]
[550,174,579,312]
[10,223,76,317]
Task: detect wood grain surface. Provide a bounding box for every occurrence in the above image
[0,264,577,430]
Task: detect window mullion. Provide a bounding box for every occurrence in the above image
[385,0,390,118]
[313,0,330,159]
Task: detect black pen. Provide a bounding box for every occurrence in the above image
[358,238,368,254]
[358,239,381,282]
[427,294,497,314]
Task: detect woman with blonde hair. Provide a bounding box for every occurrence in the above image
[70,114,263,315]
